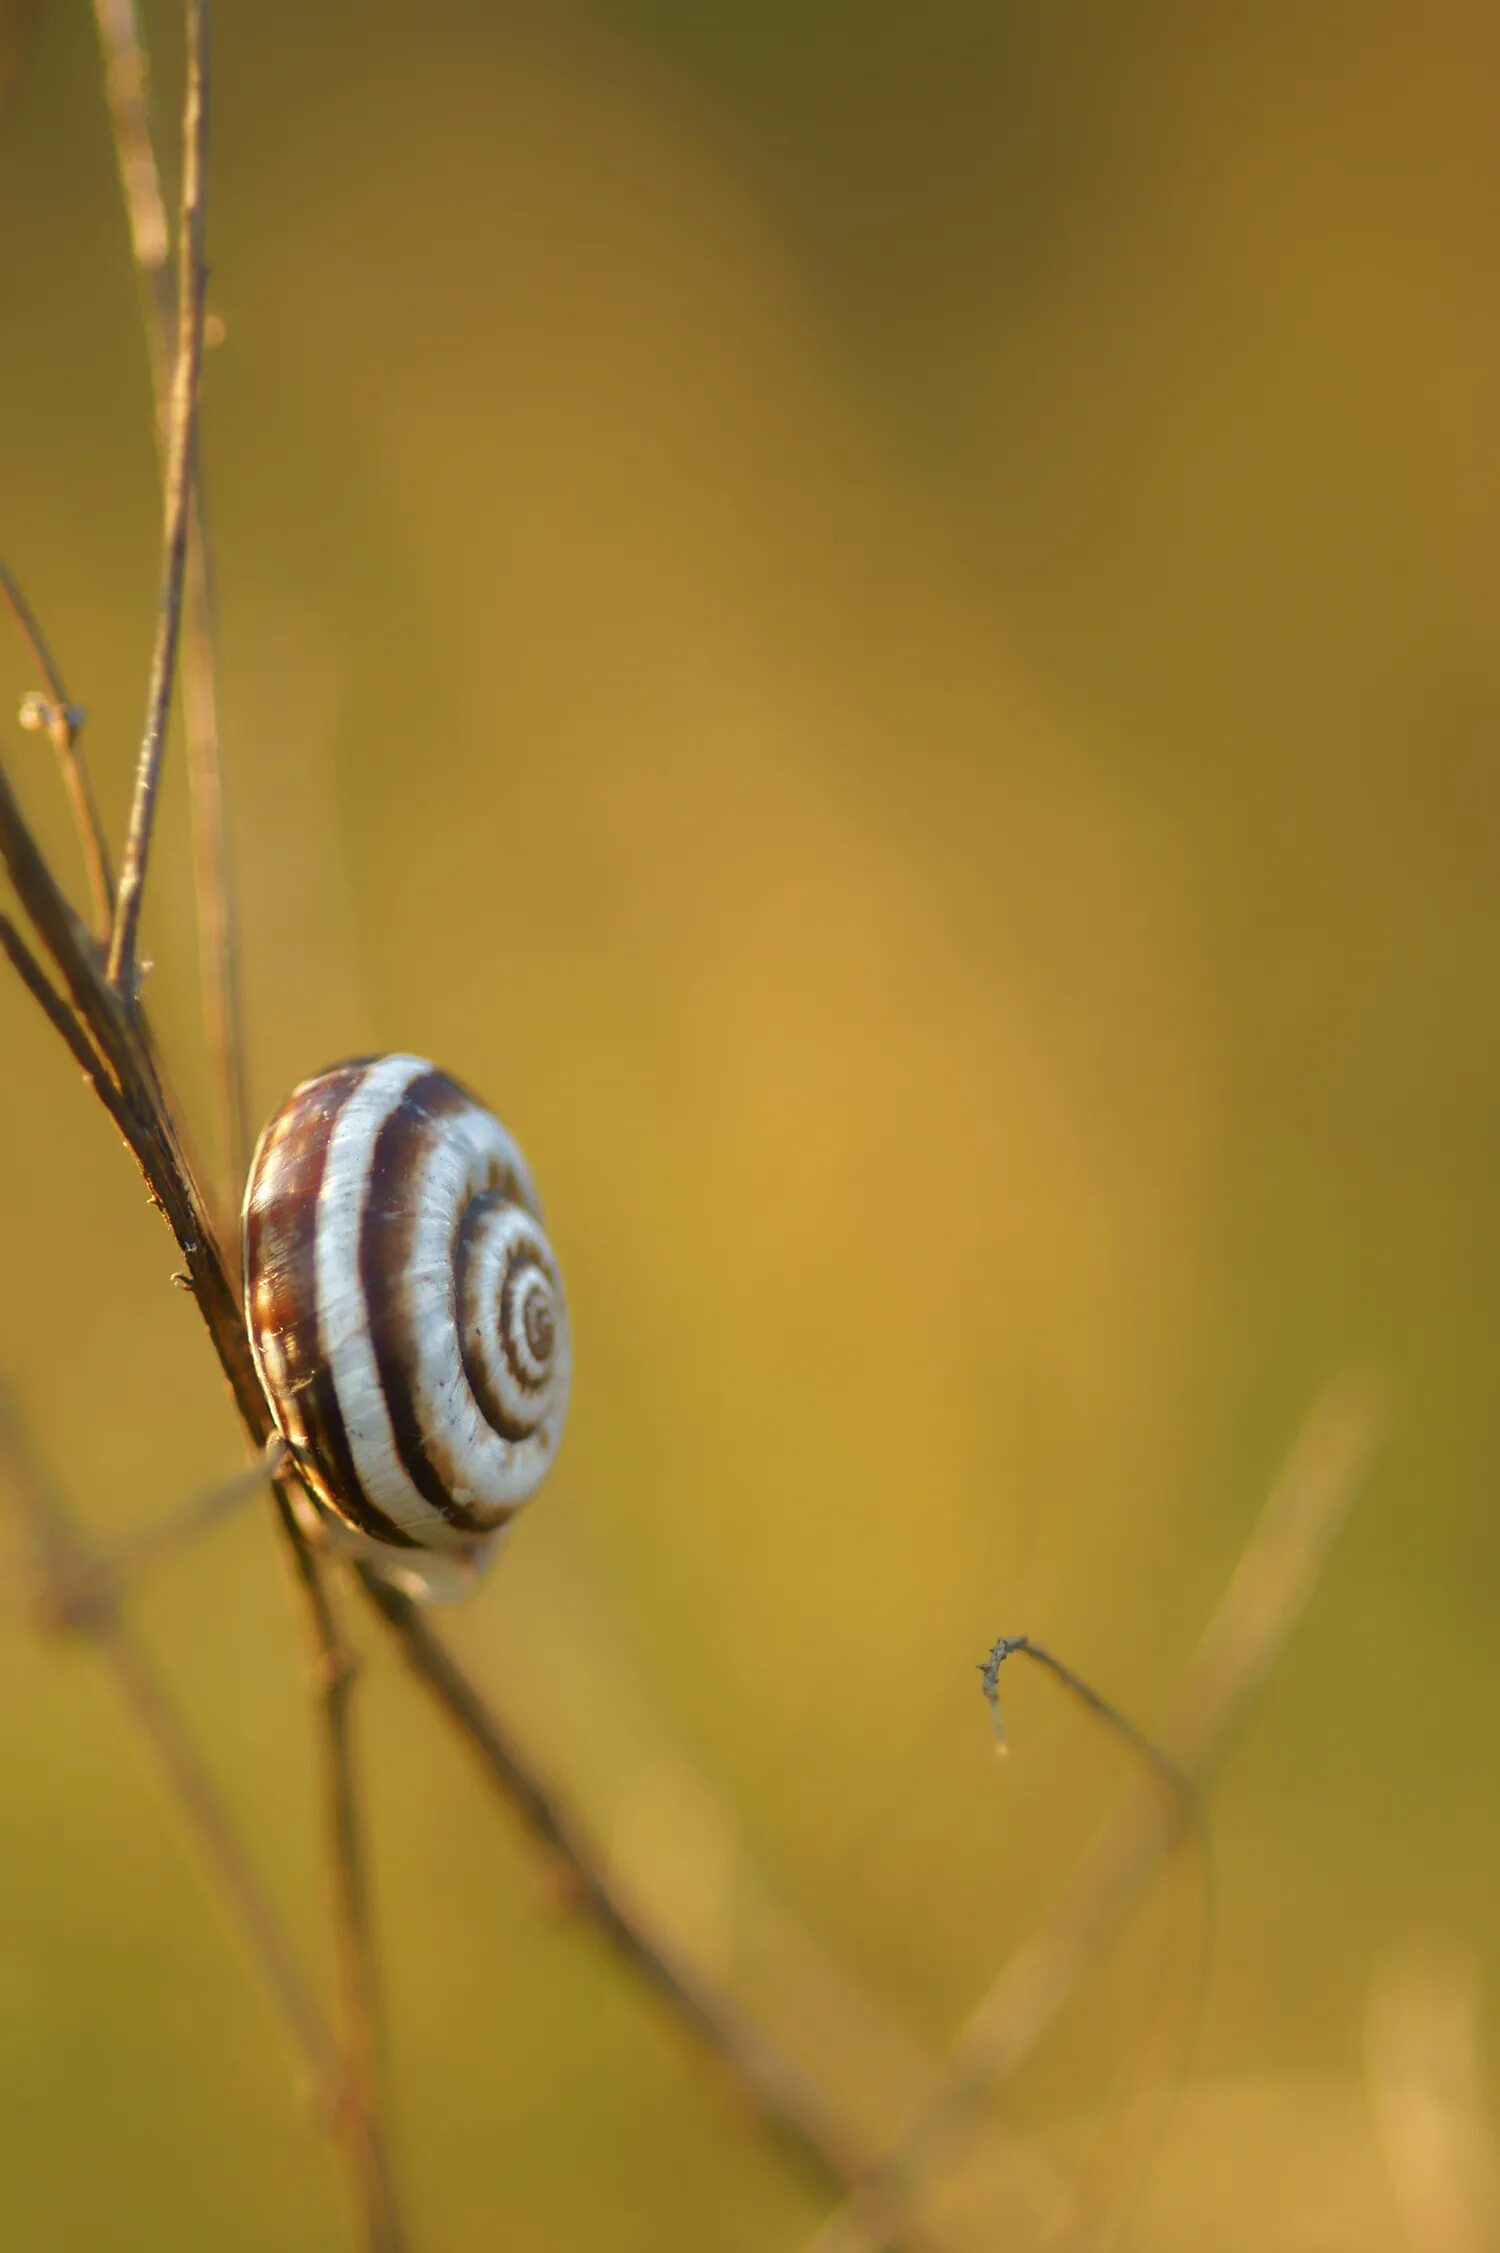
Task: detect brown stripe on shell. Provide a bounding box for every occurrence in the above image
[358,1069,517,1535]
[245,1061,420,1550]
[498,1241,553,1395]
[455,1194,553,1439]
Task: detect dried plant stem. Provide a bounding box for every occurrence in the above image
[21,1441,286,1634]
[91,0,249,1194]
[807,1377,1385,2253]
[283,1506,407,2253]
[357,1567,893,2209]
[4,10,935,2200]
[99,1441,286,1585]
[181,533,250,1192]
[0,1384,337,2103]
[2,737,895,2231]
[976,1635,1210,2251]
[980,1635,1199,1814]
[5,14,402,2231]
[90,0,173,346]
[0,557,115,930]
[106,0,209,997]
[0,913,133,1133]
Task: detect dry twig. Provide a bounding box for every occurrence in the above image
[0,556,114,929]
[6,10,948,2232]
[7,704,903,2220]
[2,13,406,2243]
[89,16,402,2241]
[0,1382,337,2102]
[284,1509,407,2253]
[0,495,910,2253]
[6,9,1307,2246]
[358,1566,894,2208]
[4,735,405,2246]
[105,0,209,997]
[92,0,249,1196]
[807,1377,1386,2253]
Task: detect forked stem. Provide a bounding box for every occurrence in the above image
[92,0,250,1198]
[0,556,115,931]
[0,1385,338,2107]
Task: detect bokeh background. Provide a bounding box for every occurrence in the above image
[1,2,1497,2247]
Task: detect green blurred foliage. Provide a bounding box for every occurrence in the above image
[0,2,1497,2246]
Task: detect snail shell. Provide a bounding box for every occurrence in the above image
[243,1054,570,1594]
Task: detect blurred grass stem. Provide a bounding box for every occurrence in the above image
[355,1565,927,2221]
[0,9,1060,2236]
[104,0,209,1000]
[6,724,932,2253]
[28,1438,288,1622]
[808,1376,1385,2253]
[3,705,911,2237]
[92,0,250,1206]
[978,1636,1199,1815]
[4,10,404,2241]
[0,1382,339,2106]
[283,1513,408,2253]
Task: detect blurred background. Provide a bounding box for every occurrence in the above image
[0,2,1497,2247]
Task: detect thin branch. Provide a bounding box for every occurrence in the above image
[280,1498,407,2253]
[7,837,407,2253]
[40,1439,287,1624]
[181,534,250,1199]
[106,0,210,997]
[1,748,262,1446]
[27,14,937,2225]
[89,0,174,377]
[0,556,114,929]
[0,913,132,1133]
[0,554,84,716]
[0,752,110,989]
[806,1377,1386,2253]
[0,1384,337,2103]
[979,1636,1198,1815]
[6,709,913,2228]
[978,1637,1211,2252]
[357,1565,889,2208]
[92,0,250,1198]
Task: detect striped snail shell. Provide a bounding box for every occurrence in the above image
[243,1054,570,1597]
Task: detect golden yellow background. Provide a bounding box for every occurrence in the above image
[0,3,1497,2247]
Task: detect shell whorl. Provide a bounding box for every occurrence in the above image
[243,1055,570,1566]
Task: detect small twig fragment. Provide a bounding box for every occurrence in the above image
[978,1633,1197,1816]
[807,1378,1384,2253]
[0,557,115,930]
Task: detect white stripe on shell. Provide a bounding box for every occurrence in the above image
[461,1199,565,1428]
[312,1053,466,1547]
[398,1080,570,1517]
[312,1052,570,1548]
